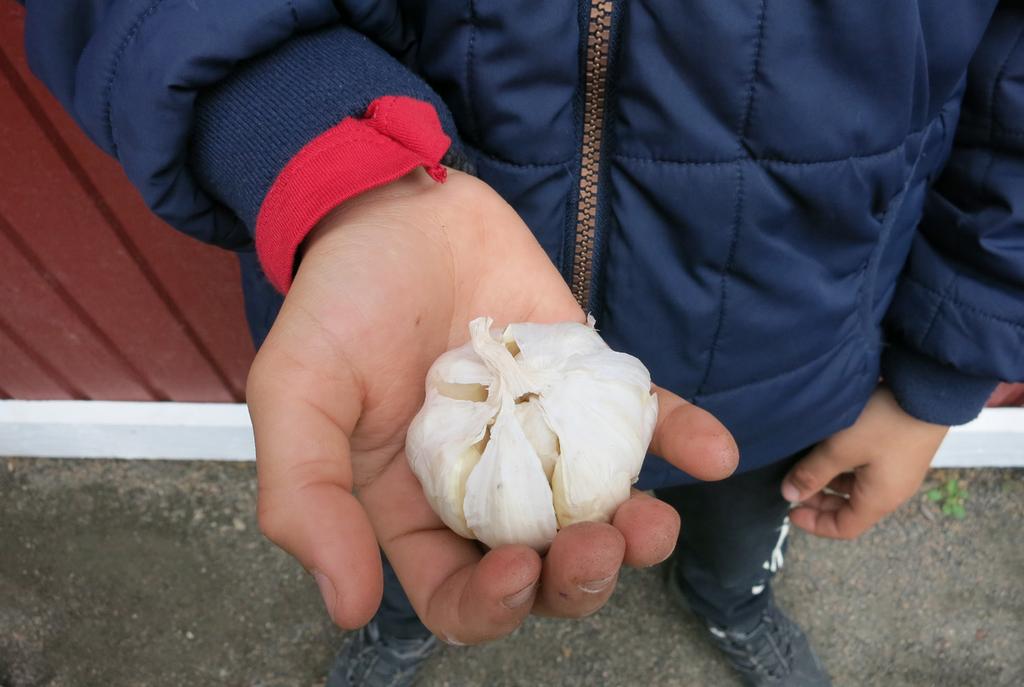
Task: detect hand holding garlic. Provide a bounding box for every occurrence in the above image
[247,169,737,643]
[407,317,658,551]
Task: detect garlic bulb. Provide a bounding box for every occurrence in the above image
[406,316,658,551]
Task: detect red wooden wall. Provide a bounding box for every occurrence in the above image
[0,5,253,402]
[0,4,1020,407]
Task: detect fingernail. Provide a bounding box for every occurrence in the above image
[442,632,467,647]
[578,573,616,594]
[781,482,800,503]
[502,581,538,609]
[646,547,676,568]
[312,570,337,620]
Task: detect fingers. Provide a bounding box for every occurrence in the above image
[365,464,675,640]
[247,349,381,629]
[649,385,739,481]
[360,455,541,645]
[612,490,680,567]
[531,488,683,618]
[532,521,625,618]
[789,498,877,540]
[788,468,879,539]
[424,543,543,645]
[826,473,856,496]
[795,492,847,512]
[780,445,869,539]
[780,445,844,503]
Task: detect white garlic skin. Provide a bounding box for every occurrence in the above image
[406,316,658,552]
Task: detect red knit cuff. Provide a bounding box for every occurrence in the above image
[254,96,452,293]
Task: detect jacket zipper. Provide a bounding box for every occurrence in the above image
[570,0,614,309]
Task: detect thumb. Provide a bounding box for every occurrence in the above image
[248,353,382,629]
[649,385,739,481]
[257,476,383,629]
[781,445,841,503]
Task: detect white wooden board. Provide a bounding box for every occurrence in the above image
[0,401,1021,467]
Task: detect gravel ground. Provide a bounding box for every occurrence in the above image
[0,458,1021,687]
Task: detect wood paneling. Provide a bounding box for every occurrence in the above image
[0,212,152,399]
[989,384,1024,408]
[0,316,77,400]
[0,4,253,402]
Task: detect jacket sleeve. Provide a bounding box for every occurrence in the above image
[882,3,1024,426]
[22,0,465,292]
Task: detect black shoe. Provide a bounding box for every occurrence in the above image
[704,606,832,687]
[663,558,831,686]
[326,620,438,687]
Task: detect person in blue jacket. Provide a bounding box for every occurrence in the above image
[20,1,1024,685]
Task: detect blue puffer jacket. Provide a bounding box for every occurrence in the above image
[22,1,1024,486]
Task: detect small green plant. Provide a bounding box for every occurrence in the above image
[927,478,968,519]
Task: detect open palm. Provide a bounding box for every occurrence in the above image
[247,170,738,644]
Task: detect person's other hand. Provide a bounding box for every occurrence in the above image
[781,386,948,540]
[245,169,738,644]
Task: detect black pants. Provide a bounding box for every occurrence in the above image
[654,452,802,630]
[374,452,802,638]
